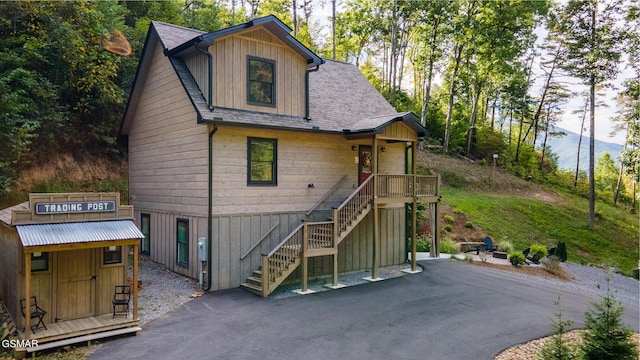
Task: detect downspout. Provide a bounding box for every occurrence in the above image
[205,124,218,291]
[305,65,320,120]
[195,42,213,109]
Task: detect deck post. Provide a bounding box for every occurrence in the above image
[412,140,418,272]
[301,220,308,292]
[371,136,379,279]
[332,208,339,286]
[261,255,269,297]
[132,244,138,320]
[24,251,31,339]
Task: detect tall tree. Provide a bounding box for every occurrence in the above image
[556,0,625,229]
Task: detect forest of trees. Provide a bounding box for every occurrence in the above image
[0,0,638,220]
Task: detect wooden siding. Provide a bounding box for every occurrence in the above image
[184,52,210,106]
[209,28,307,116]
[307,207,406,278]
[11,248,127,329]
[379,122,417,142]
[0,226,21,326]
[127,43,210,215]
[135,206,406,291]
[377,142,407,175]
[212,126,370,215]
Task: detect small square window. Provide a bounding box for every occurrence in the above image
[104,246,122,265]
[31,252,49,272]
[247,57,275,106]
[247,137,277,186]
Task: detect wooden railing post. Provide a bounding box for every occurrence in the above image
[261,255,269,297]
[301,220,308,293]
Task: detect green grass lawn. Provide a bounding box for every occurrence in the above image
[441,187,639,276]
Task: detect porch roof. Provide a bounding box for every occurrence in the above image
[17,220,144,248]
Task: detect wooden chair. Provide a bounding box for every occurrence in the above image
[20,296,47,332]
[112,285,131,318]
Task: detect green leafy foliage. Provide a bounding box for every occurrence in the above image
[530,243,549,263]
[508,251,526,266]
[496,238,514,253]
[444,214,455,223]
[439,238,458,254]
[464,221,473,228]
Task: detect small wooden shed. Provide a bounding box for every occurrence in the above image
[0,193,142,355]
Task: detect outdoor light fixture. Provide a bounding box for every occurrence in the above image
[308,183,315,188]
[352,145,357,151]
[380,147,386,152]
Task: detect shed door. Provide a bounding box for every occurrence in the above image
[56,249,95,320]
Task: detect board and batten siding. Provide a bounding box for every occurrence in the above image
[0,226,21,325]
[135,206,406,291]
[127,42,210,216]
[209,28,307,117]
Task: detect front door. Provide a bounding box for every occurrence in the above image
[358,145,373,185]
[57,249,95,320]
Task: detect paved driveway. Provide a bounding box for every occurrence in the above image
[90,260,639,360]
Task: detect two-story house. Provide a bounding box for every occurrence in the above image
[120,15,441,296]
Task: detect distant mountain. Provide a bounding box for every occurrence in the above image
[540,128,623,171]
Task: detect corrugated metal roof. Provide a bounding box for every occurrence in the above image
[17,220,144,247]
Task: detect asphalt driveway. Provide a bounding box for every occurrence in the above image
[90,260,639,360]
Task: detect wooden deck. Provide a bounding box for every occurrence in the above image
[17,313,140,354]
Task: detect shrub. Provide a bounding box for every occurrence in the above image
[444,224,452,232]
[439,238,459,254]
[444,214,455,223]
[452,207,464,214]
[530,243,548,263]
[556,241,567,262]
[497,238,514,253]
[580,278,639,360]
[464,221,473,228]
[415,235,431,252]
[508,252,526,266]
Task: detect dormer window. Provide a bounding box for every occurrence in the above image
[247,56,276,106]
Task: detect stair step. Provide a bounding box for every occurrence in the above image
[246,276,263,287]
[240,282,262,296]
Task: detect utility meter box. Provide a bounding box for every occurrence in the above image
[198,237,208,261]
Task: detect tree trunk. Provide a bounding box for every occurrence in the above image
[539,104,551,171]
[466,84,483,156]
[613,124,629,206]
[420,18,441,127]
[574,97,588,188]
[443,43,464,150]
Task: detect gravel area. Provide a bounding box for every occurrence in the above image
[134,256,201,326]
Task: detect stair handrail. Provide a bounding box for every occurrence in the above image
[305,175,349,216]
[240,223,279,260]
[335,174,374,213]
[334,175,374,240]
[262,223,304,296]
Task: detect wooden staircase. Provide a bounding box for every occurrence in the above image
[240,176,374,297]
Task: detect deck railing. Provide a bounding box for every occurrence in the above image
[376,174,439,198]
[306,221,334,250]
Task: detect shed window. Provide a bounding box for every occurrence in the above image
[177,219,189,267]
[141,213,150,255]
[31,252,49,272]
[248,137,277,186]
[104,246,122,264]
[247,57,275,106]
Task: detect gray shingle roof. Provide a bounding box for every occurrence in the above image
[125,19,427,137]
[152,21,204,51]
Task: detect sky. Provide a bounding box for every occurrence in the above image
[310,1,630,146]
